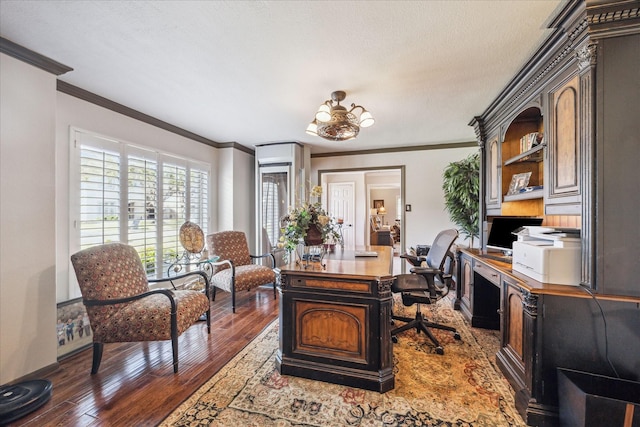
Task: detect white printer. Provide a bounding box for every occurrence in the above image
[512,226,581,285]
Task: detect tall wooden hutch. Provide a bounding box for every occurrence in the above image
[458,1,640,425]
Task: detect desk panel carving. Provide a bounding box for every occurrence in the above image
[296,301,366,362]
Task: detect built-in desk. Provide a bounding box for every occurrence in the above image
[455,248,640,426]
[276,246,395,392]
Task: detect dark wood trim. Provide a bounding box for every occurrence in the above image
[56,80,255,156]
[310,141,477,158]
[586,0,640,39]
[0,37,73,76]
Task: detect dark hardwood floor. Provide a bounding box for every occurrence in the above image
[10,286,279,426]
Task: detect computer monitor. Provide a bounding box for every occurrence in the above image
[486,216,543,254]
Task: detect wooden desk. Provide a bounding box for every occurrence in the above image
[276,246,395,392]
[455,248,640,426]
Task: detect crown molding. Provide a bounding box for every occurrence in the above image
[310,141,477,158]
[57,80,254,155]
[0,37,73,76]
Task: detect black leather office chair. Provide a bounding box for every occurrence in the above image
[391,228,461,354]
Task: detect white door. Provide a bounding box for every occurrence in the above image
[328,182,355,248]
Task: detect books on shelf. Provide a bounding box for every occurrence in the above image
[520,132,543,153]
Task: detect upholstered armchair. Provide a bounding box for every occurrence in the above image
[70,243,211,374]
[206,230,277,313]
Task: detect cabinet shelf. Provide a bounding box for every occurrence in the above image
[503,188,544,202]
[504,143,545,166]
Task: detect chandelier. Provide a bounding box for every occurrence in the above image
[306,91,374,141]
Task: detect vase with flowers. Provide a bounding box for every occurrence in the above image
[279,185,341,265]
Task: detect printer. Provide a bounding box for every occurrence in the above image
[512,226,581,285]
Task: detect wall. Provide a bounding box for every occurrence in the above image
[55,92,221,301]
[1,53,58,384]
[217,147,255,248]
[312,145,478,250]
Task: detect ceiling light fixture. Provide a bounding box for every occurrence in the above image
[306,90,374,141]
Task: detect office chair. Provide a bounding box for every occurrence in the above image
[391,229,461,354]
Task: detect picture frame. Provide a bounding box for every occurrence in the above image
[57,297,92,360]
[373,199,384,210]
[507,172,532,195]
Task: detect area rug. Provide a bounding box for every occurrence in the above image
[160,298,525,426]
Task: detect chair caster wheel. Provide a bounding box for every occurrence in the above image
[454,332,461,340]
[391,335,398,343]
[435,347,444,355]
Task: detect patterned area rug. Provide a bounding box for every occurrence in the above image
[160,297,525,426]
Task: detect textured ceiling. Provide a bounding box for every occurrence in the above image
[0,0,564,154]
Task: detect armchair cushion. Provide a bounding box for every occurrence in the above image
[211,264,276,293]
[91,290,209,343]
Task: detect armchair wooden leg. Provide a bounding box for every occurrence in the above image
[91,342,103,374]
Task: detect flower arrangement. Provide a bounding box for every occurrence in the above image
[279,185,341,254]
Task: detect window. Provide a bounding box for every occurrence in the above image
[72,129,210,278]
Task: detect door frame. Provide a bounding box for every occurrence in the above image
[318,165,405,259]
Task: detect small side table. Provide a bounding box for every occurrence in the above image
[167,251,220,290]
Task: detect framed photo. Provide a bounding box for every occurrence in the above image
[507,172,532,195]
[373,199,384,209]
[57,297,92,360]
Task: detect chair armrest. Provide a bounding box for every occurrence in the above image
[209,259,235,278]
[83,288,178,313]
[410,266,441,275]
[250,252,276,268]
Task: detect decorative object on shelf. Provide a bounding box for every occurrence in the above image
[507,172,532,195]
[519,132,543,153]
[305,90,374,141]
[442,153,480,247]
[279,185,340,264]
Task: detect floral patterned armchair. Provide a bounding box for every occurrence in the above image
[70,243,211,374]
[206,231,278,313]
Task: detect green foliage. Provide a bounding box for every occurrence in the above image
[279,185,340,253]
[442,153,480,246]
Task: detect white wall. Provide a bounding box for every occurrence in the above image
[1,53,58,384]
[311,146,478,250]
[56,92,220,301]
[217,147,255,249]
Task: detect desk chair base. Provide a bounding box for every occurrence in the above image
[391,308,461,355]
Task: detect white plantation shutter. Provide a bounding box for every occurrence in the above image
[190,167,209,236]
[78,141,121,250]
[127,147,158,275]
[71,129,210,279]
[160,159,187,266]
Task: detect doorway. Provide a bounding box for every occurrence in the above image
[319,166,405,252]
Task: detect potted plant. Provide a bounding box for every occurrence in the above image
[279,185,340,260]
[442,153,480,247]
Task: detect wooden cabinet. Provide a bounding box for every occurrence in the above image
[486,136,501,213]
[497,277,541,423]
[455,251,473,316]
[465,1,640,425]
[545,73,582,214]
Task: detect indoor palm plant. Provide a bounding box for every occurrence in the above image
[442,152,480,247]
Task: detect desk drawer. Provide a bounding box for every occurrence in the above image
[287,276,372,294]
[473,261,501,287]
